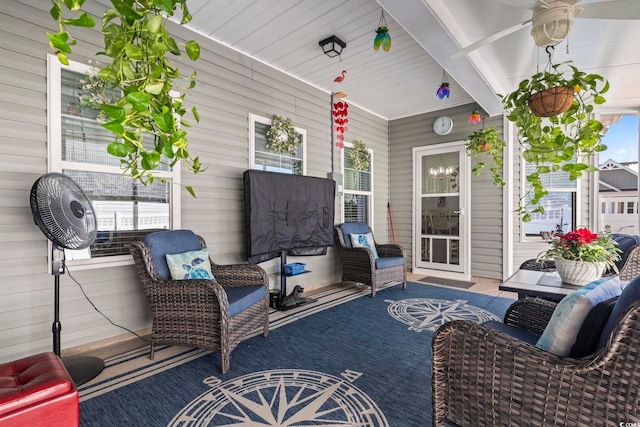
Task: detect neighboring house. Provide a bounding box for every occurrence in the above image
[0,1,621,363]
[599,159,639,235]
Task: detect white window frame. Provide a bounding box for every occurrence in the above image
[520,155,581,241]
[341,141,374,225]
[47,55,181,269]
[249,113,307,175]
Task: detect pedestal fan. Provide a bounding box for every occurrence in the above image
[30,172,104,386]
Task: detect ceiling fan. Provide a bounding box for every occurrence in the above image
[451,0,640,58]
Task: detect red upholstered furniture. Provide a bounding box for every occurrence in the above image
[0,352,79,427]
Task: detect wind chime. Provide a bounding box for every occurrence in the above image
[332,70,349,148]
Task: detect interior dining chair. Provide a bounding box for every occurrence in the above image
[128,229,269,374]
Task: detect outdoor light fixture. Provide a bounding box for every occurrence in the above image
[319,35,346,58]
[531,4,574,47]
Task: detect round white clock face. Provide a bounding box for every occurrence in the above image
[433,115,453,135]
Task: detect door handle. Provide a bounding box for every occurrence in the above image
[454,209,464,215]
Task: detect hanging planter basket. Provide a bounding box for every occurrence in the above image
[527,86,574,117]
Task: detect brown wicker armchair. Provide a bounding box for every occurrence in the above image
[129,230,269,374]
[334,223,406,297]
[432,278,640,427]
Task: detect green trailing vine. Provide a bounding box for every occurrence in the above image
[350,140,371,171]
[266,115,300,155]
[464,127,506,186]
[48,0,203,196]
[498,60,609,221]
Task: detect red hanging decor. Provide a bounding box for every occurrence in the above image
[468,109,481,124]
[333,101,349,148]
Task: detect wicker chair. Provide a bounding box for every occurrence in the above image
[334,223,406,297]
[129,230,269,374]
[432,275,640,427]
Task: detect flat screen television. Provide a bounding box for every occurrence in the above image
[243,170,335,263]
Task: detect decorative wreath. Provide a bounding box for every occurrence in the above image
[350,140,371,171]
[266,114,300,155]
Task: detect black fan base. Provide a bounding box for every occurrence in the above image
[63,355,104,386]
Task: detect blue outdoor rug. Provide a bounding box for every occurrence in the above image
[79,281,514,426]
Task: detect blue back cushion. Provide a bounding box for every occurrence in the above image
[339,223,371,248]
[597,274,640,349]
[610,234,640,272]
[142,230,203,280]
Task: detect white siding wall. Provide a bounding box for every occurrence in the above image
[389,104,505,280]
[0,0,389,362]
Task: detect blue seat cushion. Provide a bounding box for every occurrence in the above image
[142,230,203,280]
[225,286,267,317]
[375,257,404,269]
[339,223,371,248]
[597,274,640,349]
[483,321,540,346]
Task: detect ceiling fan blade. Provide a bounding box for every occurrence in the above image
[578,0,640,19]
[451,19,532,59]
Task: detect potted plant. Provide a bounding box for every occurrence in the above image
[48,0,202,195]
[499,60,609,221]
[537,226,621,286]
[464,127,506,186]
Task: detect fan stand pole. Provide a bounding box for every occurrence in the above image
[53,274,62,356]
[52,246,104,386]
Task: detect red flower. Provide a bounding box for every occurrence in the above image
[561,227,598,245]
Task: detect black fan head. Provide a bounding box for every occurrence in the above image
[30,172,97,250]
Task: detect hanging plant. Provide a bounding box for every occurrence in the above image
[266,115,300,155]
[465,127,506,186]
[47,0,202,196]
[350,140,371,171]
[499,56,609,221]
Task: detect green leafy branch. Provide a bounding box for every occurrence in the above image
[48,0,204,197]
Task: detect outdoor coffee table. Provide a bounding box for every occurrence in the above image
[499,269,582,301]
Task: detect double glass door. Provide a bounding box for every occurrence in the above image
[414,143,468,275]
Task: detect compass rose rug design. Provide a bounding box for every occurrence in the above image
[79,282,513,426]
[386,298,501,333]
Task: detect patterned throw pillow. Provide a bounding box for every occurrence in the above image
[165,248,216,281]
[350,232,379,259]
[536,276,623,356]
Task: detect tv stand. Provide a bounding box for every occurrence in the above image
[276,251,316,310]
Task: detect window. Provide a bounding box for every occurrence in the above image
[342,142,373,224]
[523,161,576,236]
[47,56,180,265]
[249,114,306,175]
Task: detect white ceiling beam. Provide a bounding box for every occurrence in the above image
[377,0,504,117]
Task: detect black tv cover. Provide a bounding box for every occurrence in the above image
[243,170,335,263]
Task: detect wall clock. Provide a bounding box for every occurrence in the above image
[433,115,453,136]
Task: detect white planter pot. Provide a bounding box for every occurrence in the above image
[554,257,606,286]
